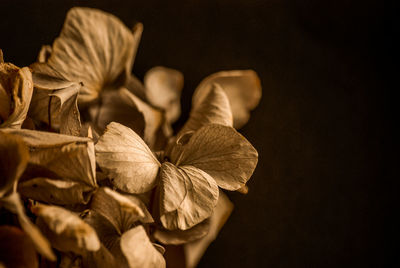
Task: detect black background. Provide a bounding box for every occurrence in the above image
[0,0,391,267]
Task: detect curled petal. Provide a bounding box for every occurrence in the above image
[194,70,261,129]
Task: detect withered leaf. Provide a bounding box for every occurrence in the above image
[45,7,141,104]
[120,225,166,268]
[29,63,81,136]
[194,70,261,129]
[0,132,29,197]
[18,178,94,205]
[0,61,33,129]
[159,162,219,231]
[37,45,52,63]
[144,66,184,123]
[1,192,55,260]
[184,191,234,268]
[95,122,161,194]
[153,219,210,245]
[1,128,97,187]
[90,187,151,234]
[171,124,258,191]
[178,83,232,137]
[33,204,101,254]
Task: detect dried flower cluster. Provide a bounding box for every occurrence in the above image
[0,7,261,268]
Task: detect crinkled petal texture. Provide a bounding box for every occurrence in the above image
[159,162,219,231]
[194,70,261,129]
[120,226,166,268]
[95,122,161,194]
[29,63,82,136]
[46,7,139,104]
[178,83,232,137]
[0,62,33,129]
[1,128,97,187]
[33,204,101,255]
[0,132,29,197]
[144,66,184,123]
[171,124,258,191]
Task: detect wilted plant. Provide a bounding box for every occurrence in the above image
[0,7,261,268]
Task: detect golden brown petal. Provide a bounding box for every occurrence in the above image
[46,7,139,104]
[159,162,219,231]
[194,70,262,128]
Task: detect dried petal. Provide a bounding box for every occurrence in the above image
[194,70,261,128]
[172,124,258,191]
[1,192,55,260]
[0,62,33,129]
[1,128,97,187]
[18,178,94,205]
[178,83,232,137]
[184,191,233,268]
[90,187,150,234]
[144,66,183,123]
[0,132,29,197]
[159,162,219,230]
[33,204,101,254]
[29,63,82,136]
[45,7,140,104]
[95,122,161,193]
[154,219,210,245]
[120,226,166,268]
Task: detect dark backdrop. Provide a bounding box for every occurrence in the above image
[0,0,390,267]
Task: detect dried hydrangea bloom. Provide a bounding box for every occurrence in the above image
[0,51,33,129]
[95,120,257,231]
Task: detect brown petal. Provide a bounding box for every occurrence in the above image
[178,83,232,137]
[46,7,139,104]
[90,187,151,234]
[194,70,261,129]
[153,219,210,245]
[0,62,33,129]
[33,204,101,254]
[18,178,94,205]
[0,132,29,197]
[173,124,258,191]
[1,192,55,260]
[159,162,219,231]
[120,226,166,268]
[0,128,96,187]
[95,122,161,194]
[144,66,183,123]
[184,190,234,268]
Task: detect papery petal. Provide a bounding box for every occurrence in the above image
[154,219,210,245]
[173,124,258,191]
[159,162,219,230]
[0,132,29,197]
[95,122,160,193]
[46,7,140,104]
[120,226,166,268]
[178,83,232,137]
[194,70,261,129]
[0,128,97,187]
[0,62,33,129]
[144,66,183,123]
[33,204,101,254]
[18,178,94,205]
